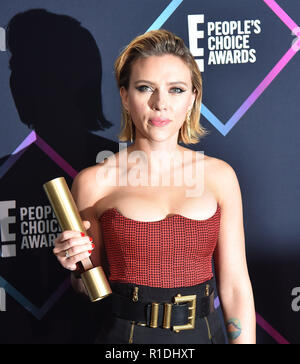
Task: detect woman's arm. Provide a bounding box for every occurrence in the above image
[213,160,256,344]
[70,166,109,296]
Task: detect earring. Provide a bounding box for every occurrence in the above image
[186,110,191,141]
[129,118,134,143]
[130,124,134,143]
[125,109,134,143]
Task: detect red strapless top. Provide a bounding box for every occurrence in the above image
[99,204,221,288]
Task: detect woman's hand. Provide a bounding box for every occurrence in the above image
[53,220,94,271]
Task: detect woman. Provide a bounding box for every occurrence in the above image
[53,30,256,344]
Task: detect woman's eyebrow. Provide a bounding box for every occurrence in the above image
[167,81,188,87]
[134,80,155,85]
[134,80,188,86]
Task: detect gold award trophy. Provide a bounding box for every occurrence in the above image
[43,177,112,302]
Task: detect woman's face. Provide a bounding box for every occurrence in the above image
[120,54,196,143]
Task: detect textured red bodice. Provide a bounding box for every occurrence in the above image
[99,204,221,288]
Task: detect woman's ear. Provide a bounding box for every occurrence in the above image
[120,86,129,112]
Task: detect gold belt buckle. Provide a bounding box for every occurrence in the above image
[162,293,197,332]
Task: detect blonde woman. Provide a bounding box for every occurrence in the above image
[53,30,256,344]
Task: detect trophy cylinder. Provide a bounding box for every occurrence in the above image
[43,177,87,236]
[43,177,112,302]
[81,266,112,302]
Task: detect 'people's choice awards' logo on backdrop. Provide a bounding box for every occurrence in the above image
[187,15,262,72]
[0,201,61,258]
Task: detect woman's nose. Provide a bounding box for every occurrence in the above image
[151,90,168,111]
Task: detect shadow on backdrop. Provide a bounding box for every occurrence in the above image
[1,8,119,169]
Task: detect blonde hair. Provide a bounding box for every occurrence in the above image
[114,29,209,144]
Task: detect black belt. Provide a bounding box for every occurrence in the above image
[110,289,215,332]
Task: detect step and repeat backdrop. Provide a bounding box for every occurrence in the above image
[0,0,299,344]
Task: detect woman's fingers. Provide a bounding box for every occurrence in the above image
[60,240,94,258]
[60,249,93,270]
[53,225,94,270]
[53,235,93,255]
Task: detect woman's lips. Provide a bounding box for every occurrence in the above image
[149,118,171,127]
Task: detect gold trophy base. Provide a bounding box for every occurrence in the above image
[81,266,112,302]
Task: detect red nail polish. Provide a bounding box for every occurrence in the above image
[81,232,85,237]
[88,250,92,254]
[91,243,95,249]
[89,237,93,242]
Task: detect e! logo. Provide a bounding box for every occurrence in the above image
[0,27,6,52]
[0,201,16,257]
[188,15,205,72]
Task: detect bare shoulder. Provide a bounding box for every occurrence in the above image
[205,155,236,175]
[205,155,241,205]
[71,163,110,210]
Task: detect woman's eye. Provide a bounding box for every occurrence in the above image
[136,85,185,94]
[136,85,153,92]
[170,87,185,94]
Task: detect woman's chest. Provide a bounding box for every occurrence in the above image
[96,183,219,222]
